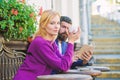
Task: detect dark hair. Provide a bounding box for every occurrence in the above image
[60,16,72,24]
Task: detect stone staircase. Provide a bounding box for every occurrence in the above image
[90,15,120,80]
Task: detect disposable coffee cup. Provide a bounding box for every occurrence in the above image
[69,26,78,33]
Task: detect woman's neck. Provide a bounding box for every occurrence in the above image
[44,34,57,43]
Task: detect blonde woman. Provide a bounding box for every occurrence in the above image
[13,10,81,80]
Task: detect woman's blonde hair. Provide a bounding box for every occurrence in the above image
[34,10,60,38]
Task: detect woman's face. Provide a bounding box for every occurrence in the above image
[45,15,60,36]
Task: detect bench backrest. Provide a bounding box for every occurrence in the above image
[0,42,26,80]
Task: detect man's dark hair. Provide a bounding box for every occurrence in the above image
[60,16,72,24]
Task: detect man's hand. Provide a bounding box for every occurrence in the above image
[75,45,94,65]
[81,50,93,64]
[68,27,81,44]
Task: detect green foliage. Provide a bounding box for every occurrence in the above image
[0,0,37,41]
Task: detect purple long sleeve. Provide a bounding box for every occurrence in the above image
[13,36,74,80]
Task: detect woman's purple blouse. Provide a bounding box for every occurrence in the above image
[13,36,74,80]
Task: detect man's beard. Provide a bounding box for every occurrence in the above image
[57,32,68,41]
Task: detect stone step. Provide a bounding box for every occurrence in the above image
[92,30,120,33]
[92,37,120,42]
[91,29,120,34]
[93,54,120,64]
[91,27,120,30]
[92,38,120,52]
[95,78,120,80]
[95,42,120,44]
[95,42,120,45]
[93,44,120,50]
[91,25,120,31]
[91,23,120,27]
[94,50,120,54]
[93,64,120,71]
[96,78,120,80]
[91,15,120,27]
[92,31,120,36]
[93,35,120,38]
[96,71,120,78]
[95,45,120,50]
